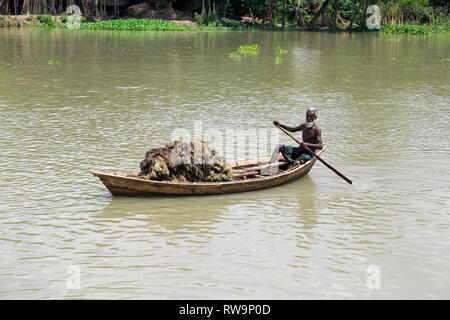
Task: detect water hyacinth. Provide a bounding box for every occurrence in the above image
[80,18,195,31]
[380,24,430,35]
[47,58,63,65]
[230,44,260,58]
[35,14,58,28]
[274,46,288,64]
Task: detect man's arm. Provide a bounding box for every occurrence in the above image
[273,120,303,132]
[301,127,323,150]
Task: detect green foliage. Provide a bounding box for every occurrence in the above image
[193,12,205,26]
[429,24,450,33]
[276,47,288,55]
[60,14,68,24]
[80,19,195,31]
[201,21,224,30]
[37,14,52,24]
[426,5,450,32]
[0,16,7,27]
[380,23,430,34]
[272,0,296,26]
[36,15,57,28]
[47,58,63,65]
[274,46,288,64]
[221,18,261,30]
[378,0,449,25]
[230,44,260,58]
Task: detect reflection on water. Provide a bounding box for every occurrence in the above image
[98,197,227,235]
[0,28,449,299]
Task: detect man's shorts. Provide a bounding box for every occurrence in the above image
[280,145,312,164]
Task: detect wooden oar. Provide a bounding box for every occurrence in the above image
[275,123,353,185]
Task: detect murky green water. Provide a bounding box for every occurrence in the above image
[0,28,449,299]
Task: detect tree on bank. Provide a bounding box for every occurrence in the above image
[223,0,448,29]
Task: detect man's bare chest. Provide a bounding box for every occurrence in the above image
[302,128,316,142]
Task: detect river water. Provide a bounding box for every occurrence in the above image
[0,28,449,299]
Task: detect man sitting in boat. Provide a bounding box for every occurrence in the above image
[271,107,323,169]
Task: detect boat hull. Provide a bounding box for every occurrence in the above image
[93,149,323,196]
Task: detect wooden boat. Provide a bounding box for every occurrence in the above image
[92,148,324,196]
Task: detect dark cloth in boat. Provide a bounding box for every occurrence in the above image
[280,144,312,163]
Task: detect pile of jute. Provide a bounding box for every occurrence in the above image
[138,140,234,182]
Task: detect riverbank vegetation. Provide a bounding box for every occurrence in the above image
[81,17,193,30]
[380,23,429,34]
[0,0,448,34]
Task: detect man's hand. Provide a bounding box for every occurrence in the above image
[273,120,280,126]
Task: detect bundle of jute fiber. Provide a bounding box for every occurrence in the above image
[138,140,234,182]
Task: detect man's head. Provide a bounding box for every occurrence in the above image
[305,107,317,128]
